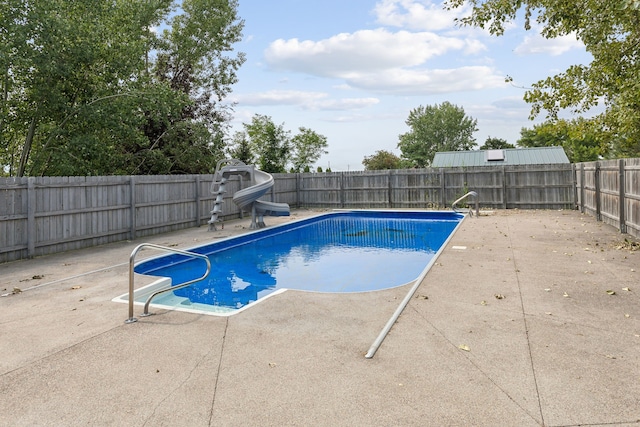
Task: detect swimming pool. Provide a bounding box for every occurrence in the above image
[116,210,464,316]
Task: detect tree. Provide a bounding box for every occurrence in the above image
[397,102,478,167]
[244,114,290,173]
[1,0,167,176]
[518,119,603,162]
[136,0,245,174]
[444,0,640,158]
[0,0,245,176]
[226,131,255,165]
[362,150,402,170]
[290,127,328,173]
[479,137,515,150]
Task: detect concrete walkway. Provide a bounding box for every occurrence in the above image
[1,209,638,426]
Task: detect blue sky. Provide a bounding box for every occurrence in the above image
[227,0,591,171]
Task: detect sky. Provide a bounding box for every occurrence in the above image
[227,0,591,171]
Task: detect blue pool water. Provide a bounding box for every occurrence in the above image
[133,210,463,313]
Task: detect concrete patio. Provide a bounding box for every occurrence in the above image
[1,209,638,426]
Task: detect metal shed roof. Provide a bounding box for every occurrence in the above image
[431,146,570,167]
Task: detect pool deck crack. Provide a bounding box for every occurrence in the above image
[208,317,229,426]
[0,325,122,378]
[140,321,223,427]
[505,216,546,426]
[407,303,543,425]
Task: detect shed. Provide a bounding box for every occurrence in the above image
[431,146,570,167]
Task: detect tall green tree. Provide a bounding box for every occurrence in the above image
[445,0,640,158]
[480,137,515,150]
[1,0,173,176]
[290,127,328,173]
[226,130,255,165]
[244,114,291,173]
[362,150,402,170]
[518,119,603,162]
[397,102,478,167]
[0,0,244,176]
[136,0,245,174]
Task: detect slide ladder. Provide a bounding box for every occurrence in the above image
[208,159,253,231]
[208,175,228,229]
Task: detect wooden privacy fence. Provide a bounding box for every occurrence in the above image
[296,165,576,210]
[575,158,640,239]
[1,161,638,263]
[0,174,297,263]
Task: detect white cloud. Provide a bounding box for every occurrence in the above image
[230,109,254,125]
[373,0,469,32]
[305,98,380,111]
[461,38,488,55]
[257,1,506,98]
[514,31,583,56]
[322,111,403,123]
[232,90,327,106]
[263,28,498,94]
[265,29,471,76]
[333,83,353,91]
[467,97,531,122]
[342,66,506,95]
[231,90,379,111]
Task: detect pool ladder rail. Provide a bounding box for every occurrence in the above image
[125,243,211,324]
[451,191,479,217]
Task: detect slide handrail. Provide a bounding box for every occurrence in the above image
[210,158,248,193]
[126,243,211,323]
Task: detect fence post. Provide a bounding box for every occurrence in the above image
[619,159,626,233]
[340,172,345,208]
[296,173,301,208]
[270,176,275,201]
[130,176,136,240]
[571,163,578,210]
[195,175,201,227]
[440,169,445,208]
[595,162,601,221]
[580,163,585,213]
[388,170,393,208]
[502,167,507,209]
[27,177,36,258]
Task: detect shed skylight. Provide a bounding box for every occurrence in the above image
[486,149,505,161]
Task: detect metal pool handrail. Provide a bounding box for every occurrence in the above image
[365,212,466,358]
[451,191,479,217]
[125,243,211,324]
